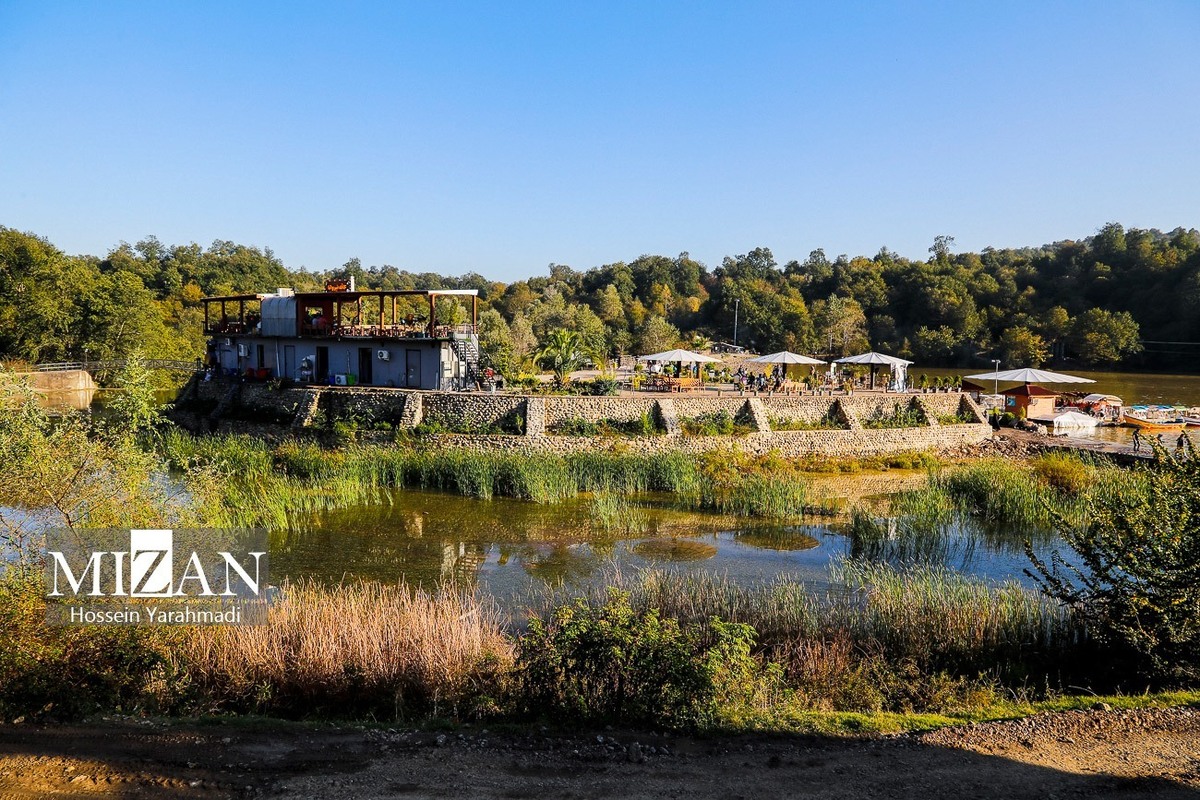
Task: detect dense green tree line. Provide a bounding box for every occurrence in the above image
[2,223,1197,376]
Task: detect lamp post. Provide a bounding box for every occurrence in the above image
[992,359,1001,395]
[733,298,740,348]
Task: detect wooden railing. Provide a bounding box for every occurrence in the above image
[36,360,200,373]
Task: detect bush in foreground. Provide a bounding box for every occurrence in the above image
[1030,447,1200,683]
[516,589,782,729]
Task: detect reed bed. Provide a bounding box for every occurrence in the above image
[571,563,1084,713]
[937,458,1051,528]
[176,581,514,719]
[589,490,648,535]
[834,559,1077,671]
[162,432,816,522]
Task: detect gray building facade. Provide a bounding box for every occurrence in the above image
[204,286,480,390]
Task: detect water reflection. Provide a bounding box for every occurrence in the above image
[632,538,719,562]
[273,487,1061,608]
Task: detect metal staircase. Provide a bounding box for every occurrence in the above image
[449,335,483,389]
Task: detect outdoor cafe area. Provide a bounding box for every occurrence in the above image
[618,349,916,396]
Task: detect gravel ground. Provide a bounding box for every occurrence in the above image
[1,706,1198,799]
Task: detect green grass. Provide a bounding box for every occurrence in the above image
[727,690,1200,736]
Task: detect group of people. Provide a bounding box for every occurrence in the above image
[1131,428,1191,456]
[733,366,787,394]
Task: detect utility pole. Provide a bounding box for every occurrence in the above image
[992,359,1001,395]
[733,298,740,348]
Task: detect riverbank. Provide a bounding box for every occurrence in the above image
[4,703,1199,799]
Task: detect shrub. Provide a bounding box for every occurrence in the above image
[0,577,169,720]
[681,411,754,436]
[551,412,661,437]
[516,590,776,729]
[861,401,926,429]
[1029,448,1200,683]
[582,377,619,396]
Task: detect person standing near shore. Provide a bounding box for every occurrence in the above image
[1132,428,1142,453]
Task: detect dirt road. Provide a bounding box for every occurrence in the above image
[1,707,1198,799]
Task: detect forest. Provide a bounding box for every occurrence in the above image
[1,222,1197,377]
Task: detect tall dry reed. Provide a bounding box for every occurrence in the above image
[176,581,514,719]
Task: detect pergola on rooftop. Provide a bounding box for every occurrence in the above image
[203,286,480,340]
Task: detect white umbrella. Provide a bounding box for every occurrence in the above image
[748,351,826,365]
[637,349,720,363]
[833,351,913,390]
[963,368,1094,384]
[833,351,913,366]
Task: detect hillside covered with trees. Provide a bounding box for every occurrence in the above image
[1,223,1197,377]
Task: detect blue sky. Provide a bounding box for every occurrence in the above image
[1,1,1198,281]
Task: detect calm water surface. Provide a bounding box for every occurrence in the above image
[920,367,1200,407]
[273,486,1058,610]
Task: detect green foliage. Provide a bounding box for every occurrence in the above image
[551,412,661,437]
[998,326,1049,366]
[102,351,164,438]
[1,223,1194,371]
[517,590,776,729]
[580,376,618,396]
[1028,448,1200,682]
[1068,308,1143,366]
[536,329,591,385]
[681,410,755,436]
[0,577,170,721]
[861,402,926,429]
[769,410,847,431]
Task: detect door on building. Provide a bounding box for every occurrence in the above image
[256,344,265,372]
[405,349,421,388]
[283,345,295,379]
[358,347,374,386]
[315,346,330,383]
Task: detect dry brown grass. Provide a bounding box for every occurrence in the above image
[176,581,514,719]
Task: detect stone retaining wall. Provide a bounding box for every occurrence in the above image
[418,424,990,458]
[171,377,990,454]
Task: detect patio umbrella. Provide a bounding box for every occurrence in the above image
[637,348,720,384]
[748,351,826,381]
[962,368,1095,385]
[637,349,720,363]
[747,351,827,365]
[833,351,913,390]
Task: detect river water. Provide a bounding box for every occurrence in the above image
[268,485,1058,609]
[918,367,1200,406]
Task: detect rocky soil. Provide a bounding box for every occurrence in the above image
[1,706,1198,799]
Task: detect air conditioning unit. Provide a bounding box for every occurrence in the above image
[377,350,390,361]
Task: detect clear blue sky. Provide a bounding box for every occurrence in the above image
[2,1,1198,282]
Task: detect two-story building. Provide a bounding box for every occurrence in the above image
[203,283,480,390]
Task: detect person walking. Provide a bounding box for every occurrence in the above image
[1177,431,1189,458]
[1132,428,1142,453]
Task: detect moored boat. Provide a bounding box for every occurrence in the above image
[1122,409,1186,431]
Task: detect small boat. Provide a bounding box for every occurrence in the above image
[1122,410,1186,431]
[1030,409,1100,430]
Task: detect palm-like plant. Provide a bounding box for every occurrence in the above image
[537,330,590,386]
